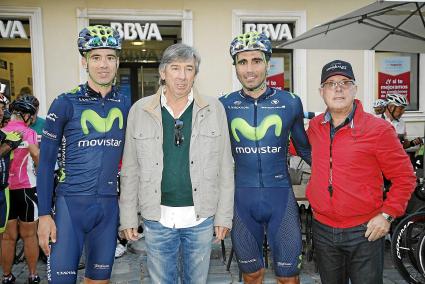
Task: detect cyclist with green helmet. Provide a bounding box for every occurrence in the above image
[37,25,130,284]
[220,31,311,284]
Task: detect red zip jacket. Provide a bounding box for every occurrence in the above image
[306,100,416,228]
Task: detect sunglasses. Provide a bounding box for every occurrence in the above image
[174,119,184,146]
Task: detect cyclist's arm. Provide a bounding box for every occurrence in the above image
[403,137,423,149]
[28,131,39,166]
[393,119,423,149]
[0,130,21,157]
[0,144,11,157]
[290,96,311,165]
[37,96,72,216]
[28,144,39,167]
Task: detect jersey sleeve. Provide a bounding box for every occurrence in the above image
[37,95,73,216]
[290,96,312,165]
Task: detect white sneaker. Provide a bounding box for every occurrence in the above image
[114,243,127,258]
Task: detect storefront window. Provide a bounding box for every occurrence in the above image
[375,52,419,111]
[0,18,32,100]
[89,19,181,103]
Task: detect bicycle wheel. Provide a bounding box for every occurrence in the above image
[415,230,425,276]
[391,211,425,283]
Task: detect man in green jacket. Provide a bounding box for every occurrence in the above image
[119,43,234,284]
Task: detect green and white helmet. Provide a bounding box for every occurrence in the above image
[78,25,121,56]
[230,31,272,59]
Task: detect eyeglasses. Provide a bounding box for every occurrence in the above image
[174,119,184,146]
[321,80,355,90]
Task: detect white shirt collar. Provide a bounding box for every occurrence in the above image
[160,87,194,118]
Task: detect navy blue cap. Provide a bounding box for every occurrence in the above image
[321,60,355,83]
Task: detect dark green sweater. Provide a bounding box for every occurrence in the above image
[161,104,194,206]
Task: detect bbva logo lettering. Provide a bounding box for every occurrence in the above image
[81,108,123,135]
[231,114,282,142]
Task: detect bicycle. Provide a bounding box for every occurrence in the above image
[415,229,425,277]
[391,210,425,283]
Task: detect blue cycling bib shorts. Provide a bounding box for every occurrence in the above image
[47,196,118,283]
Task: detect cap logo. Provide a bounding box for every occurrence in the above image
[326,64,347,72]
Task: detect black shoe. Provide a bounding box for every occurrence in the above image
[2,274,16,284]
[28,275,40,284]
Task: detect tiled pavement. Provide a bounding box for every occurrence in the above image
[0,237,409,283]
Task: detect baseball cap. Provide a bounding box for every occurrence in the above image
[321,60,355,84]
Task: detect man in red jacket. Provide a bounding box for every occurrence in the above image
[307,59,416,284]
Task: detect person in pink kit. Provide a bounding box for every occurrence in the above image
[1,94,40,284]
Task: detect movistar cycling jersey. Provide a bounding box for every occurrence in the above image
[37,84,130,216]
[219,87,311,188]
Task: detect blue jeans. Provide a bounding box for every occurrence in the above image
[312,219,384,284]
[144,217,213,284]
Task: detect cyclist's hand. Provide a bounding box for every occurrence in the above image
[410,137,423,147]
[121,228,139,241]
[38,215,57,256]
[365,213,390,242]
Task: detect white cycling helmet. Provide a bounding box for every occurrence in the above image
[373,99,388,108]
[386,93,408,107]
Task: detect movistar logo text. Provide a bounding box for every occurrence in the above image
[81,108,123,135]
[231,114,282,142]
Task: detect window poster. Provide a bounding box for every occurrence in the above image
[378,56,410,101]
[266,57,284,90]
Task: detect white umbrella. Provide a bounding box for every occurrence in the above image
[279,1,425,53]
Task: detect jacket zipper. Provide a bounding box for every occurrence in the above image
[328,136,333,197]
[254,100,264,187]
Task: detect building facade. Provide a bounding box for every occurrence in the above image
[1,0,424,137]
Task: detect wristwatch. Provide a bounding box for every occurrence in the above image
[382,212,394,223]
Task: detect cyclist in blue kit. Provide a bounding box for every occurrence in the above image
[36,25,130,284]
[220,32,311,284]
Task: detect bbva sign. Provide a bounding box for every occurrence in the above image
[0,20,27,39]
[244,23,293,41]
[111,22,162,41]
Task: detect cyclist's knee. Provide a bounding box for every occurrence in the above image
[84,277,109,284]
[2,231,17,242]
[243,268,265,284]
[2,224,18,241]
[277,275,300,284]
[18,222,38,239]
